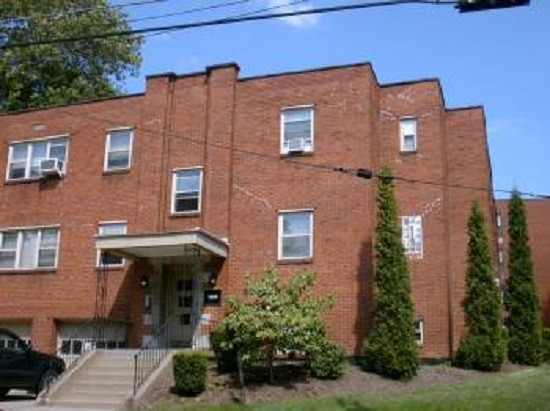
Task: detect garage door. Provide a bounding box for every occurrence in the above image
[0,322,32,348]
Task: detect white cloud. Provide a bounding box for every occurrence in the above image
[176,55,201,72]
[267,0,320,28]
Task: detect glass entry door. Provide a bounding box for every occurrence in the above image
[164,264,201,347]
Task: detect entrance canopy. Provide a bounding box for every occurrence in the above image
[95,228,228,260]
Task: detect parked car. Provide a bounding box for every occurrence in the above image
[0,328,65,398]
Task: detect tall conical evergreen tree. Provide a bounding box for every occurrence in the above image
[453,201,504,371]
[505,191,543,365]
[361,166,419,380]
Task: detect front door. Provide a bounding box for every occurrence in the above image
[164,265,201,348]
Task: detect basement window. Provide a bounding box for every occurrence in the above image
[414,317,424,346]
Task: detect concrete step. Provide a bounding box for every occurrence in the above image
[85,369,134,378]
[63,382,133,395]
[48,397,125,410]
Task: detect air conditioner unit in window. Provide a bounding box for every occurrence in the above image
[40,158,64,177]
[287,138,305,153]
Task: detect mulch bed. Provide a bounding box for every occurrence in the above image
[141,360,529,408]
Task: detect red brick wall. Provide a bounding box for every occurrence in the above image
[446,107,497,351]
[496,200,550,326]
[0,63,495,357]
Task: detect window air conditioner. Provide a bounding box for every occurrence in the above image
[287,138,305,153]
[40,158,64,177]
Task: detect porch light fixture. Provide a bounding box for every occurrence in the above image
[139,276,150,288]
[203,272,217,287]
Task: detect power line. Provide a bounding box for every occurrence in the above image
[1,0,167,22]
[51,107,549,200]
[0,0,457,50]
[127,0,260,24]
[139,0,309,41]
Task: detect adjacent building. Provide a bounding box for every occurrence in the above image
[0,62,496,358]
[496,199,550,326]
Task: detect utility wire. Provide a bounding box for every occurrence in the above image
[1,0,167,22]
[127,0,259,24]
[51,107,550,200]
[139,0,309,41]
[0,0,458,49]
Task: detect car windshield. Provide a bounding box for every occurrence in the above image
[0,331,27,351]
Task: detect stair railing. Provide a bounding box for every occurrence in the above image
[132,312,180,395]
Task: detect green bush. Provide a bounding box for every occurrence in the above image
[453,333,505,372]
[210,326,238,373]
[453,201,505,372]
[360,166,419,380]
[543,328,550,363]
[173,351,208,396]
[309,340,346,380]
[505,191,544,366]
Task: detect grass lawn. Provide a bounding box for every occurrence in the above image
[152,365,550,411]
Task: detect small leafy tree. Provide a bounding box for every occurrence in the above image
[361,166,419,380]
[453,201,505,371]
[220,267,333,383]
[505,191,543,365]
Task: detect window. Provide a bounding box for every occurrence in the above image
[6,137,68,181]
[400,118,417,152]
[104,129,133,171]
[278,210,313,260]
[414,318,424,346]
[281,106,314,154]
[402,216,423,258]
[0,226,59,270]
[171,168,203,214]
[97,222,126,267]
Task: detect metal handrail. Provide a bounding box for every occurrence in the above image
[132,312,180,395]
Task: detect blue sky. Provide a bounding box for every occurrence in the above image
[123,0,548,199]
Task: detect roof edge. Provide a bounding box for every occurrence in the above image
[0,92,145,117]
[239,61,373,82]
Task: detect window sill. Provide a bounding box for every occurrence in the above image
[399,150,418,155]
[277,258,313,266]
[4,177,42,185]
[95,265,125,271]
[103,168,131,176]
[0,268,57,275]
[280,151,314,159]
[170,212,201,218]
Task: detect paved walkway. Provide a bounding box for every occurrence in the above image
[0,391,114,411]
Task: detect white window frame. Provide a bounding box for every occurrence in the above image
[0,225,60,271]
[5,135,69,181]
[96,221,127,268]
[278,209,314,260]
[280,105,315,155]
[103,127,134,172]
[414,318,424,347]
[171,167,203,215]
[399,117,418,153]
[401,215,423,258]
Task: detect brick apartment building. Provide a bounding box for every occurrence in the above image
[496,199,550,326]
[0,62,496,359]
